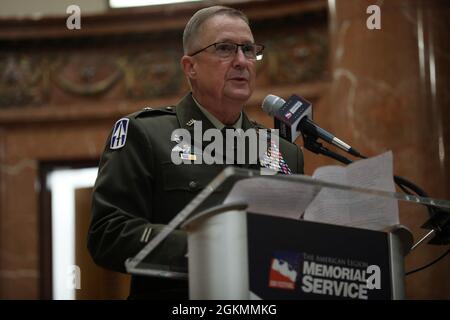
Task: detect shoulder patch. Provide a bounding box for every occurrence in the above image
[135,106,176,118]
[110,118,129,150]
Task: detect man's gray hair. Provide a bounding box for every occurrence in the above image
[183,6,249,55]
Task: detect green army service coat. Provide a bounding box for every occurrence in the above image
[88,93,304,299]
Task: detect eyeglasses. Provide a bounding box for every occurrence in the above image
[189,42,265,61]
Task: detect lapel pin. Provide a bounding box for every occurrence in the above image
[186,119,196,127]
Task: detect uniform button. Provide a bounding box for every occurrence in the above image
[188,180,198,190]
[166,106,173,111]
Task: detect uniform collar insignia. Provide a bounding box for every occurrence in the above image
[186,119,197,127]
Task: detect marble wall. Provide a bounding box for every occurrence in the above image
[0,0,448,299]
[0,120,113,298]
[319,0,449,298]
[0,1,329,299]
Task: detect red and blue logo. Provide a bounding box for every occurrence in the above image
[268,251,301,290]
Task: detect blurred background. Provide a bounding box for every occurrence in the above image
[0,0,448,299]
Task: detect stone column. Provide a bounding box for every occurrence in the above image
[319,0,450,299]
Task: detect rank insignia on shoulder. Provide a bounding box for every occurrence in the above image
[110,118,129,150]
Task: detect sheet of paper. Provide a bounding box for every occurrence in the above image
[304,151,399,230]
[224,177,321,220]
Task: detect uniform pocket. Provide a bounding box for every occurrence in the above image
[161,162,224,192]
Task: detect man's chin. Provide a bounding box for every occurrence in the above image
[225,89,252,103]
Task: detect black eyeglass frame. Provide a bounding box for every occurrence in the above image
[188,42,265,60]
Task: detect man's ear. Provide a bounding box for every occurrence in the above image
[181,56,197,80]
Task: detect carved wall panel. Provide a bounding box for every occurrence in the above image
[0,25,328,109]
[0,54,50,107]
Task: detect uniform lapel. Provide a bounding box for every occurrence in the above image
[175,96,282,172]
[242,112,292,174]
[240,112,262,170]
[176,94,218,153]
[175,93,216,134]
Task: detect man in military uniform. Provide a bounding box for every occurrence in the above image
[88,6,304,299]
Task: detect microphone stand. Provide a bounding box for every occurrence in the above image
[303,136,352,165]
[302,134,450,250]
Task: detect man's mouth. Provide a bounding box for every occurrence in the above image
[229,77,248,82]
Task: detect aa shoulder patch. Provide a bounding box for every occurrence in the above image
[110,118,129,150]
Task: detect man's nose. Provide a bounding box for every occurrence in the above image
[232,47,249,68]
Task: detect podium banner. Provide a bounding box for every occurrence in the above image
[247,214,390,300]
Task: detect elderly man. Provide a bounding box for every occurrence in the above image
[88,6,304,299]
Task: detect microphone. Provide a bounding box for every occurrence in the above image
[262,94,363,158]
